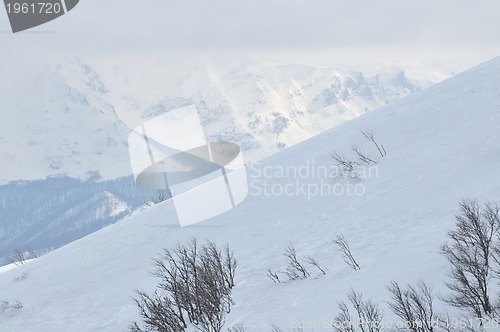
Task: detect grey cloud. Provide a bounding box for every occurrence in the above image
[2,0,500,52]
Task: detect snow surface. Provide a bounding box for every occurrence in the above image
[1,57,499,331]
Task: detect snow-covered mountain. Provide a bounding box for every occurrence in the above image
[0,55,442,183]
[94,54,441,163]
[0,176,154,265]
[0,56,498,331]
[0,59,131,183]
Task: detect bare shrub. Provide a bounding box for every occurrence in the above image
[361,130,386,157]
[441,200,500,318]
[283,243,310,280]
[130,291,184,332]
[145,189,172,206]
[267,244,325,282]
[387,280,442,332]
[0,299,23,310]
[26,245,38,259]
[8,248,26,266]
[131,239,237,332]
[227,323,246,332]
[331,151,361,180]
[154,190,170,203]
[352,145,377,165]
[306,256,326,275]
[334,290,383,332]
[12,300,23,309]
[330,130,384,181]
[270,326,283,332]
[1,299,10,310]
[334,235,361,270]
[267,269,281,283]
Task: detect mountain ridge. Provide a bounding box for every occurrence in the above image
[0,55,442,183]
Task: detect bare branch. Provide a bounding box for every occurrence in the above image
[441,199,500,318]
[284,243,310,280]
[132,239,237,332]
[306,256,326,275]
[26,245,38,259]
[360,130,385,157]
[334,235,361,270]
[351,145,377,165]
[8,248,26,266]
[267,269,281,283]
[387,280,439,332]
[334,290,383,332]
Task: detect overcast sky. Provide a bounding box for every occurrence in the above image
[1,0,500,72]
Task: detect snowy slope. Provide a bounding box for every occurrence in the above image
[1,57,499,331]
[0,55,441,183]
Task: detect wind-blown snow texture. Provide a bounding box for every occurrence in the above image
[1,57,498,331]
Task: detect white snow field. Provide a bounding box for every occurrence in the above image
[1,56,500,331]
